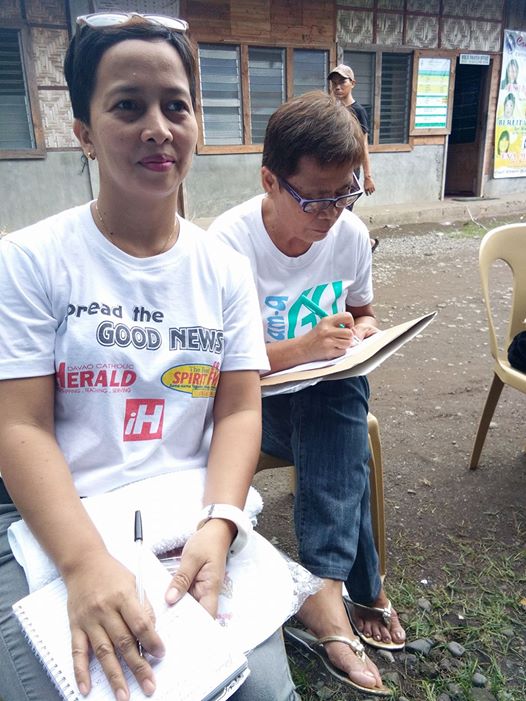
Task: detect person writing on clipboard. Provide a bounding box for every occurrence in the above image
[209,92,406,698]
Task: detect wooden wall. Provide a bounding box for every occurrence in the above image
[182,0,335,46]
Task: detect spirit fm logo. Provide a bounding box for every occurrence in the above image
[123,399,164,441]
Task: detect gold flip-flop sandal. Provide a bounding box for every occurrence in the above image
[344,597,406,651]
[284,626,391,697]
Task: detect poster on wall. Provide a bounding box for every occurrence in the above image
[413,57,451,130]
[494,30,526,178]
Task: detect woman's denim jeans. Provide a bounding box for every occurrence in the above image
[262,376,382,604]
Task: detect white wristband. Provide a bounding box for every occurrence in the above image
[197,503,252,556]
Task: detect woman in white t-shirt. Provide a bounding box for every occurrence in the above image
[0,14,298,701]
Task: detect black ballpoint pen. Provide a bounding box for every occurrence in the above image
[134,510,144,657]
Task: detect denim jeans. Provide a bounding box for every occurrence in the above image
[262,376,382,605]
[232,629,300,700]
[0,503,299,701]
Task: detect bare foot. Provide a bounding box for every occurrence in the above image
[296,580,385,691]
[351,588,406,645]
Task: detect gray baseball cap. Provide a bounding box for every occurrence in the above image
[328,64,355,81]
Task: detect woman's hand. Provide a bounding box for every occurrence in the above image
[299,311,357,361]
[165,518,233,618]
[353,321,380,341]
[64,550,165,700]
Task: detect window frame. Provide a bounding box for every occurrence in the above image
[195,42,334,155]
[0,23,45,160]
[344,46,414,153]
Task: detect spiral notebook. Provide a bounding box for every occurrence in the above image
[12,550,248,701]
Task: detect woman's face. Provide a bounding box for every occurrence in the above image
[75,38,198,204]
[499,135,509,154]
[504,98,515,118]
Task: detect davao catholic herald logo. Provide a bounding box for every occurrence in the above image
[161,361,220,397]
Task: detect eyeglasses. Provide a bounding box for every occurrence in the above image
[278,173,363,214]
[76,12,188,33]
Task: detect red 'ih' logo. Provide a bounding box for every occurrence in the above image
[123,399,165,441]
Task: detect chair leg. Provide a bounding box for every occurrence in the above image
[469,373,504,469]
[367,414,387,578]
[288,467,296,495]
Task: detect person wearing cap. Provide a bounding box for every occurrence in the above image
[328,64,376,197]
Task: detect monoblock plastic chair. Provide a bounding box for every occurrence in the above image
[256,412,387,576]
[469,223,526,469]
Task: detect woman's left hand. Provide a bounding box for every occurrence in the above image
[353,321,380,341]
[164,518,234,616]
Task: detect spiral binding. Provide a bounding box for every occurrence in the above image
[13,601,80,701]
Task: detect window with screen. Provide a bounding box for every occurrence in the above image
[343,51,375,130]
[248,47,285,145]
[0,27,40,155]
[198,44,330,150]
[198,44,243,146]
[379,53,412,144]
[293,49,328,96]
[344,49,412,146]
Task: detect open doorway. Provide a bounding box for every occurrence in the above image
[445,60,491,197]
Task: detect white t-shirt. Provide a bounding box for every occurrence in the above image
[0,203,269,496]
[208,195,373,343]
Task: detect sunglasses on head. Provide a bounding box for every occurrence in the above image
[76,12,188,33]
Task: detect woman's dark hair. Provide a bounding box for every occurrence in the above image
[64,22,196,124]
[262,91,365,179]
[498,130,510,153]
[501,58,519,88]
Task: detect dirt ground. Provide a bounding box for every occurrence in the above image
[252,215,526,698]
[254,214,525,578]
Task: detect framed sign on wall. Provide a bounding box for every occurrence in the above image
[410,52,455,136]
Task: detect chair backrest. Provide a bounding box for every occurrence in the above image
[479,223,526,364]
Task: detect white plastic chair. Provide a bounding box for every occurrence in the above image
[469,223,526,469]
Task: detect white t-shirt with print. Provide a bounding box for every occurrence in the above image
[0,203,269,496]
[208,195,373,344]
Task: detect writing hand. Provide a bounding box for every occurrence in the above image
[65,551,164,700]
[300,311,357,361]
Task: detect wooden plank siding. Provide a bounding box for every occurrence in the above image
[186,0,335,154]
[184,0,334,46]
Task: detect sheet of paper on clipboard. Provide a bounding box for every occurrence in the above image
[260,312,437,397]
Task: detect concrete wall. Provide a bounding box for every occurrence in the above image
[483,174,526,198]
[0,152,93,233]
[359,145,444,210]
[183,152,264,221]
[0,143,448,231]
[183,144,445,220]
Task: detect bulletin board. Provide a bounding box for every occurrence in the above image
[410,53,455,136]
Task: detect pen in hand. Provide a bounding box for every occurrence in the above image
[134,509,144,657]
[299,295,360,342]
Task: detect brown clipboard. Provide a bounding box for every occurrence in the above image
[260,311,437,394]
